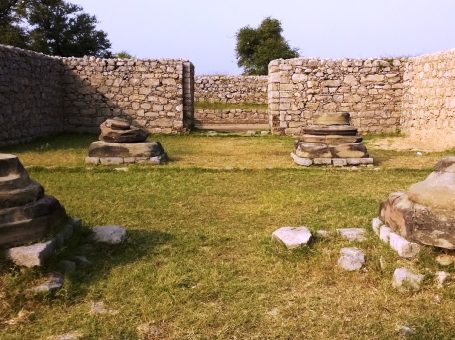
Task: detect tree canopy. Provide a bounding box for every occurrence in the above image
[235,17,299,75]
[0,0,111,57]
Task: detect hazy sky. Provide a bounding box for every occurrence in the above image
[72,0,455,75]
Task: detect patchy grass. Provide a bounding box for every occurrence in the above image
[0,134,455,338]
[195,101,268,111]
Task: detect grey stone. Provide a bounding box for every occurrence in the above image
[379,225,392,243]
[272,226,312,249]
[392,268,424,290]
[5,240,55,267]
[313,158,332,165]
[88,141,165,158]
[92,225,127,244]
[291,153,312,167]
[371,217,382,235]
[332,158,347,167]
[29,272,64,294]
[389,232,421,258]
[337,228,366,242]
[85,157,100,165]
[436,271,449,288]
[337,247,365,271]
[396,325,415,336]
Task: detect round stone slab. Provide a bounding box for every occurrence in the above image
[105,117,131,130]
[330,143,368,158]
[303,125,358,136]
[298,134,363,145]
[313,112,350,126]
[0,154,25,177]
[0,180,44,209]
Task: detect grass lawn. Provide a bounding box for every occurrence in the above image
[1,133,455,339]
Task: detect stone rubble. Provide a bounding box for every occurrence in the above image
[392,268,424,291]
[92,225,127,245]
[337,247,365,271]
[272,226,312,249]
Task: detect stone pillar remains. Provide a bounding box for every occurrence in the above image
[291,112,373,167]
[0,154,67,248]
[86,117,168,165]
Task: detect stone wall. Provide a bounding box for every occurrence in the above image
[194,108,269,131]
[268,58,406,135]
[0,45,64,146]
[195,75,268,104]
[62,57,194,134]
[401,50,455,139]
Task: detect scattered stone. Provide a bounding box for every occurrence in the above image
[290,153,312,167]
[272,226,312,249]
[371,217,382,235]
[337,228,366,242]
[396,325,415,336]
[436,254,454,266]
[389,233,421,258]
[316,229,331,238]
[29,272,64,294]
[337,247,365,271]
[5,240,55,267]
[436,271,449,288]
[92,225,127,245]
[379,225,392,243]
[90,301,119,315]
[380,157,455,249]
[58,260,76,274]
[392,268,424,290]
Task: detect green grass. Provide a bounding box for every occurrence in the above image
[1,134,455,339]
[195,101,268,111]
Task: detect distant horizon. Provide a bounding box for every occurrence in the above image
[69,0,455,75]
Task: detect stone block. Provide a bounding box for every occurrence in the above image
[5,240,56,267]
[85,157,100,165]
[338,247,365,271]
[388,232,421,258]
[99,157,124,165]
[392,268,424,290]
[291,153,312,167]
[332,158,347,167]
[272,226,312,249]
[92,225,127,245]
[313,158,332,165]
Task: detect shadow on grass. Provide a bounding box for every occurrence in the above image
[0,133,97,153]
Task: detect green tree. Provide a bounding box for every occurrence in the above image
[0,0,28,48]
[114,50,133,59]
[236,17,299,75]
[20,0,111,57]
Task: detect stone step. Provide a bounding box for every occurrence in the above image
[303,125,358,136]
[88,141,166,158]
[0,204,66,248]
[0,154,25,177]
[0,181,44,209]
[297,134,363,145]
[313,112,350,126]
[0,172,31,191]
[0,196,63,225]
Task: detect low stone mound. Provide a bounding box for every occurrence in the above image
[0,154,66,248]
[380,157,455,249]
[86,117,167,165]
[291,113,373,167]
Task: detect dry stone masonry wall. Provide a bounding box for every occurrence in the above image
[195,75,268,104]
[401,50,455,142]
[268,58,405,135]
[62,57,194,134]
[0,46,64,146]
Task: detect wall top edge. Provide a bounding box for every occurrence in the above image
[0,44,191,64]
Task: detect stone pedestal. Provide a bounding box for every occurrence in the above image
[380,157,455,249]
[0,154,66,248]
[292,112,373,167]
[86,117,168,165]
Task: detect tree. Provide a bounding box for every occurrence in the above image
[0,0,112,57]
[114,51,133,59]
[0,0,28,48]
[236,17,299,75]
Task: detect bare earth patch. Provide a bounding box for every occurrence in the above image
[369,130,455,152]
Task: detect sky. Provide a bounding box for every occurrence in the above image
[72,0,455,75]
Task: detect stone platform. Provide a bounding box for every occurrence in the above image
[292,112,373,167]
[380,157,455,249]
[0,154,67,248]
[86,117,168,165]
